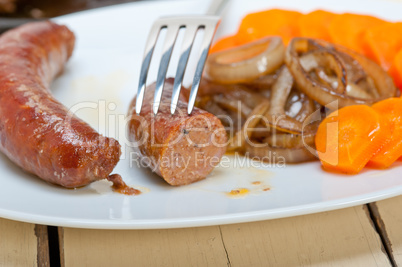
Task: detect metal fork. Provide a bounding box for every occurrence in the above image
[135,0,228,115]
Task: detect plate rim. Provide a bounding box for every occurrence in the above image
[1,184,401,229]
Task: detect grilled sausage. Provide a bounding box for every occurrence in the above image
[0,21,121,188]
[128,79,227,186]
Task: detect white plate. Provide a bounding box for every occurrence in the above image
[0,0,402,229]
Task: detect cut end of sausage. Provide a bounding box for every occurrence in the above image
[128,79,228,186]
[55,137,122,189]
[159,113,227,186]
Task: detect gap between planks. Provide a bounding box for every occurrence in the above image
[58,205,391,267]
[0,219,49,267]
[35,225,50,267]
[367,195,402,267]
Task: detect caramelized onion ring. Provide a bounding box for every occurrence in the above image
[333,44,397,100]
[299,50,347,94]
[205,37,285,84]
[285,38,397,108]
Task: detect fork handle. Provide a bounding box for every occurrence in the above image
[206,0,229,15]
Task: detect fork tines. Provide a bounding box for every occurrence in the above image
[135,16,220,115]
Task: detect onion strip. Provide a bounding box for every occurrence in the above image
[205,37,285,84]
[267,67,294,115]
[227,100,270,152]
[264,133,315,148]
[244,142,316,163]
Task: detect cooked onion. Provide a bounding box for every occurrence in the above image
[205,37,285,84]
[243,72,279,91]
[196,36,399,164]
[212,94,251,118]
[262,115,304,134]
[345,84,373,99]
[293,95,315,122]
[228,100,270,152]
[197,79,249,97]
[197,96,229,117]
[335,49,367,84]
[285,38,398,108]
[333,44,397,100]
[259,67,318,135]
[225,88,266,109]
[264,133,315,148]
[267,66,293,115]
[299,50,347,95]
[244,141,316,163]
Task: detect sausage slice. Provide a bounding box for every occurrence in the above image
[128,80,227,185]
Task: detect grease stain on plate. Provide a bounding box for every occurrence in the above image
[185,155,273,199]
[226,188,250,199]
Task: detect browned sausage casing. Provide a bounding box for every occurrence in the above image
[128,80,227,186]
[0,21,121,188]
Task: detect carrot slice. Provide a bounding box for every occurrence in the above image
[210,35,241,54]
[299,10,336,41]
[328,13,386,55]
[315,105,387,174]
[388,49,402,90]
[367,98,402,168]
[363,22,402,71]
[237,9,302,45]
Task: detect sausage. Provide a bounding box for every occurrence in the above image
[0,21,121,188]
[128,79,227,186]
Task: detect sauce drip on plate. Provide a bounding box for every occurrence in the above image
[107,174,141,195]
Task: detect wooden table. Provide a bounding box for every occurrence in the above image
[1,195,402,266]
